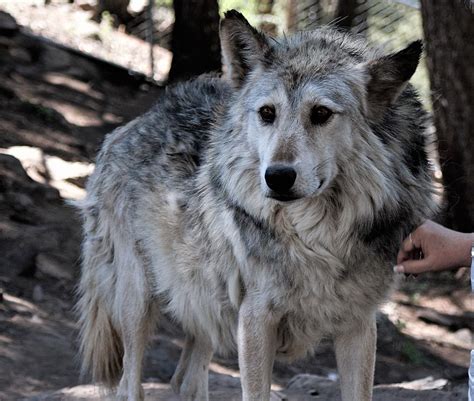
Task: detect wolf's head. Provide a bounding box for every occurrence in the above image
[219,10,423,203]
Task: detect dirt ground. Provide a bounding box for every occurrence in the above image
[0,5,472,401]
[0,0,172,82]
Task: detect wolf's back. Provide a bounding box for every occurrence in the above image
[94,75,230,191]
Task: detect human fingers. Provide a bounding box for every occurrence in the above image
[396,233,417,264]
[393,258,432,274]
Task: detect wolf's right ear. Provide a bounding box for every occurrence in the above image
[220,10,272,87]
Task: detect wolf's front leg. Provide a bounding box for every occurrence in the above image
[334,314,377,401]
[238,298,279,401]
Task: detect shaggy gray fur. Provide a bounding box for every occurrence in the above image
[77,10,437,401]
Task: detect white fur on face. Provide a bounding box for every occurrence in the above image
[244,78,355,200]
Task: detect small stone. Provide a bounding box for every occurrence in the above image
[209,372,241,390]
[379,376,448,391]
[327,372,338,381]
[30,314,43,324]
[286,374,337,391]
[0,154,31,182]
[32,284,44,302]
[454,328,472,344]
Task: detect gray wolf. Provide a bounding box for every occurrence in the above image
[77,10,437,401]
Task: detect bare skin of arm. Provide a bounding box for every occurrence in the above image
[394,220,474,274]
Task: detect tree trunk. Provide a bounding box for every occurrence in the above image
[168,0,221,82]
[94,0,131,25]
[257,0,275,15]
[286,0,298,32]
[420,1,474,232]
[334,0,358,30]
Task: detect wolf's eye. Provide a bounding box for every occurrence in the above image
[310,106,333,125]
[259,105,276,124]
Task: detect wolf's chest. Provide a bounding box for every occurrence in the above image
[237,220,388,320]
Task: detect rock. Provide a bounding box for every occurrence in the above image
[284,374,467,401]
[286,373,339,398]
[286,374,341,399]
[32,284,44,302]
[0,11,18,35]
[381,376,448,391]
[1,146,91,200]
[0,151,60,203]
[35,253,74,281]
[0,154,31,184]
[287,373,338,390]
[454,328,472,344]
[373,385,467,401]
[208,372,241,390]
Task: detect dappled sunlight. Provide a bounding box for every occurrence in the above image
[44,72,105,101]
[0,0,172,82]
[1,145,94,200]
[168,336,284,391]
[382,300,472,365]
[0,287,80,399]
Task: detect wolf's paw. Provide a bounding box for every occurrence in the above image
[170,371,184,394]
[179,389,209,401]
[115,395,144,401]
[173,378,209,401]
[115,385,145,401]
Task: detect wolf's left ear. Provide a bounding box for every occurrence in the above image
[365,40,422,120]
[220,10,272,87]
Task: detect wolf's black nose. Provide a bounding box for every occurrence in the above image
[265,165,297,193]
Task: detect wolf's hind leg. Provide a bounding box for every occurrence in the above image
[334,314,376,401]
[170,334,193,393]
[171,333,213,401]
[116,301,158,401]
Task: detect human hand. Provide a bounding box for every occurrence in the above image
[394,220,474,274]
